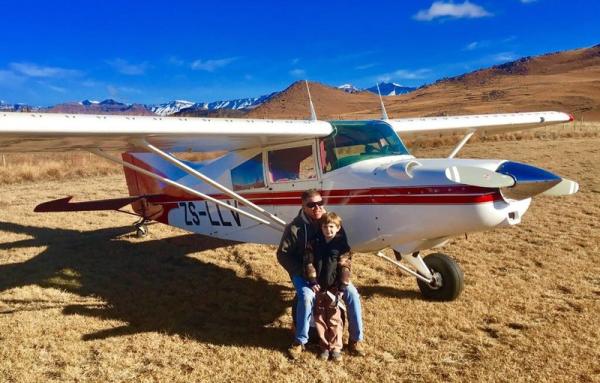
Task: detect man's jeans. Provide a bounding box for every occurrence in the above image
[291,275,363,345]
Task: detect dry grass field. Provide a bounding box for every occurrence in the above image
[1,136,599,382]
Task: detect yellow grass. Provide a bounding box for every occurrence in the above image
[0,151,225,185]
[1,136,599,382]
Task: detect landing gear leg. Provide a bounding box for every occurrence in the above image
[390,250,464,301]
[134,218,149,238]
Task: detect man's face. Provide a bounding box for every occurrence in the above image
[302,194,325,221]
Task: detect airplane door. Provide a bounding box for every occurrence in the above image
[265,141,320,222]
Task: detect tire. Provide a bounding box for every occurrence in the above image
[135,224,148,238]
[417,253,464,301]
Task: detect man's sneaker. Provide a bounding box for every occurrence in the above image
[348,341,366,356]
[318,350,330,361]
[331,351,343,362]
[287,341,304,360]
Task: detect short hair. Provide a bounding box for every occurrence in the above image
[301,188,321,203]
[320,212,342,228]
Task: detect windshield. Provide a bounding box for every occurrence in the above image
[320,120,410,173]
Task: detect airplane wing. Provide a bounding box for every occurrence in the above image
[0,112,333,152]
[387,111,573,138]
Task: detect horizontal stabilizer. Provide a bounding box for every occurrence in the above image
[445,166,515,188]
[541,178,579,196]
[34,196,144,212]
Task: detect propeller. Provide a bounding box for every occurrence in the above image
[445,166,515,188]
[445,161,575,200]
[541,178,579,196]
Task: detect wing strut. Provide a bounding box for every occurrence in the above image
[90,148,283,230]
[448,130,475,158]
[138,140,287,228]
[376,83,389,120]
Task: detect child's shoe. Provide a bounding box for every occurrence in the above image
[318,350,329,360]
[331,351,343,362]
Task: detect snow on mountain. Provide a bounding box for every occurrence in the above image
[79,99,100,106]
[337,84,360,93]
[0,101,38,111]
[150,100,196,116]
[166,92,278,115]
[366,82,416,96]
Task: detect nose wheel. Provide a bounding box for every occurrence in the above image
[416,253,464,301]
[378,250,464,301]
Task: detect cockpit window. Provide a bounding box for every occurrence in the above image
[320,120,410,172]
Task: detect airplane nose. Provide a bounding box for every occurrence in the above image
[496,161,561,200]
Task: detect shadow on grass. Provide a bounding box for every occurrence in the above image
[0,221,290,350]
[359,285,422,300]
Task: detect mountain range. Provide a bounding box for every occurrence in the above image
[0,83,411,116]
[2,44,599,119]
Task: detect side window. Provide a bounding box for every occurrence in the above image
[231,153,265,191]
[268,145,316,183]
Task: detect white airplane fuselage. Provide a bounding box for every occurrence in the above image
[129,140,531,254]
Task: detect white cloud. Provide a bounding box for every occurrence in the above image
[9,62,82,78]
[376,68,431,84]
[43,83,67,93]
[489,51,518,62]
[289,68,306,77]
[413,1,492,21]
[465,41,480,50]
[355,63,377,70]
[106,59,148,75]
[191,57,238,72]
[463,40,491,51]
[393,69,431,80]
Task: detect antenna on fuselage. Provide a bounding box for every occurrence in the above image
[376,82,389,120]
[305,80,317,121]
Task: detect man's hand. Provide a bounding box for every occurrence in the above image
[311,283,321,293]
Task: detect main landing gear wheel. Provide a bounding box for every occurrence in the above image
[134,221,148,238]
[417,253,464,301]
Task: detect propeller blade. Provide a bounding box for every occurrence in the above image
[541,178,579,196]
[445,166,515,188]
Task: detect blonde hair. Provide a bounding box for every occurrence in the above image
[320,212,342,228]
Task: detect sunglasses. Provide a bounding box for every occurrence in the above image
[305,200,324,209]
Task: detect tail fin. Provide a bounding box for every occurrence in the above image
[121,152,165,197]
[121,152,208,217]
[122,152,187,218]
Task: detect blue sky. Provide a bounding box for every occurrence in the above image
[0,0,598,106]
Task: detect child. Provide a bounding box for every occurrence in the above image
[303,212,352,362]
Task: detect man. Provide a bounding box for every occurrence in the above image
[277,189,365,359]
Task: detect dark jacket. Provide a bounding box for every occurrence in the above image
[304,230,352,290]
[276,209,320,277]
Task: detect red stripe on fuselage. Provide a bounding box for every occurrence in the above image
[144,185,501,206]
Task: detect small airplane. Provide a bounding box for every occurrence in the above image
[0,87,578,301]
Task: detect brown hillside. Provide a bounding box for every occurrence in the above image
[249,45,600,121]
[347,44,600,120]
[246,81,382,120]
